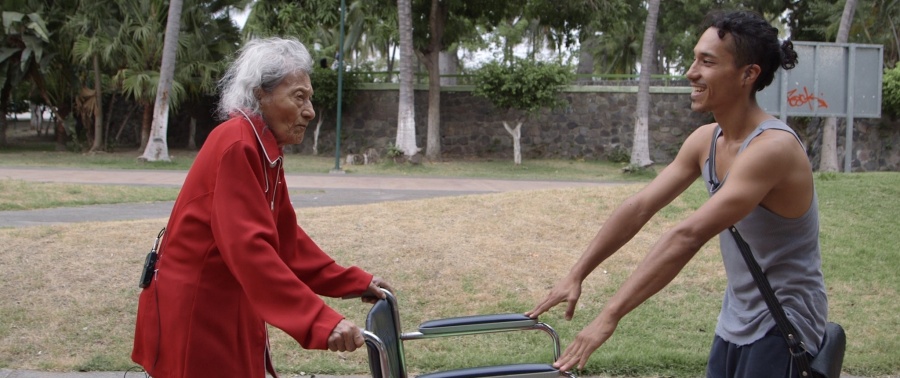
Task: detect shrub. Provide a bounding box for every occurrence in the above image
[883,65,900,120]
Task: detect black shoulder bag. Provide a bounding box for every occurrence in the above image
[728,226,846,378]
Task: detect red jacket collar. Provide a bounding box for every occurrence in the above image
[234,111,282,166]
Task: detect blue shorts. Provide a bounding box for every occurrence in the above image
[706,330,804,378]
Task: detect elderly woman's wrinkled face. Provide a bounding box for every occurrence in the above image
[258,71,316,146]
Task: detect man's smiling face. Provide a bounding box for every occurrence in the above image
[685,28,748,114]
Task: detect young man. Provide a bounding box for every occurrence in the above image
[527,10,827,377]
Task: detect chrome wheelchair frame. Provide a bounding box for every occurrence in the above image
[362,289,576,378]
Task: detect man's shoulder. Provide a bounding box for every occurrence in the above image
[679,122,720,153]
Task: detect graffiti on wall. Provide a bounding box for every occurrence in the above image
[787,86,829,110]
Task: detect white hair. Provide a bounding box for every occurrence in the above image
[217,37,313,120]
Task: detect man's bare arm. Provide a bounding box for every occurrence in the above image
[527,123,715,320]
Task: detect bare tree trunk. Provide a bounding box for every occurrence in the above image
[89,55,104,152]
[140,104,152,151]
[115,104,137,144]
[820,0,858,172]
[820,118,840,171]
[0,85,8,146]
[313,113,324,155]
[26,68,68,150]
[631,0,659,167]
[577,34,596,84]
[188,117,197,150]
[396,0,418,156]
[30,104,42,136]
[141,0,183,162]
[0,109,6,146]
[423,0,444,160]
[439,48,458,86]
[502,121,523,165]
[104,93,117,149]
[55,117,67,151]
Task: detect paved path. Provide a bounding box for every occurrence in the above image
[0,167,617,228]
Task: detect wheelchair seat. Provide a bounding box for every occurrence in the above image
[363,289,575,378]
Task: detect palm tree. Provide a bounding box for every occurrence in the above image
[140,0,183,162]
[820,0,858,172]
[114,0,168,151]
[69,0,120,152]
[631,0,660,168]
[395,0,418,156]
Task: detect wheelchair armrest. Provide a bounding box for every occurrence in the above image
[417,313,538,335]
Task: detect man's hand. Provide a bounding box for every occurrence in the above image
[553,315,618,371]
[525,276,582,320]
[327,319,365,352]
[359,276,394,304]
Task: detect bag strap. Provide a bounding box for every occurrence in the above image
[728,226,814,377]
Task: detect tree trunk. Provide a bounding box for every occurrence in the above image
[0,86,8,146]
[821,118,839,171]
[577,34,596,85]
[141,0,183,162]
[115,104,137,144]
[55,117,66,151]
[502,121,523,165]
[631,0,659,168]
[140,103,152,151]
[313,113,324,155]
[423,0,444,161]
[104,93,117,149]
[89,55,104,152]
[0,109,6,146]
[439,48,458,86]
[25,65,67,150]
[30,104,42,136]
[820,0,857,172]
[188,117,197,150]
[396,0,418,156]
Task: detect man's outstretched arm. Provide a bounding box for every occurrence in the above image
[550,128,804,371]
[527,124,714,321]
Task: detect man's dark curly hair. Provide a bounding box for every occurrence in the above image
[704,10,799,92]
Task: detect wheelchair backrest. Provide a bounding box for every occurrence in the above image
[365,292,407,378]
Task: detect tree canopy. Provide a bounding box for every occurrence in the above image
[473,59,572,116]
[4,0,898,152]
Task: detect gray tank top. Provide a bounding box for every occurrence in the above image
[702,119,827,354]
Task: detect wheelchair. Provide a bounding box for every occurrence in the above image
[362,288,576,378]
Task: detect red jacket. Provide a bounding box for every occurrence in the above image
[132,114,373,377]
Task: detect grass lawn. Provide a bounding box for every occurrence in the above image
[0,145,897,377]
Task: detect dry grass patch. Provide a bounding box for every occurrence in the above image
[0,183,722,376]
[2,176,897,377]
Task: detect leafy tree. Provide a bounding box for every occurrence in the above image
[411,0,514,160]
[243,0,335,42]
[594,1,645,75]
[472,59,573,165]
[69,0,120,152]
[113,0,239,152]
[524,0,629,76]
[1,9,62,147]
[308,65,359,155]
[883,64,900,119]
[113,0,178,151]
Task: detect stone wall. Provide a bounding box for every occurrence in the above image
[297,86,899,172]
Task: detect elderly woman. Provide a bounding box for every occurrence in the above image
[132,37,392,378]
